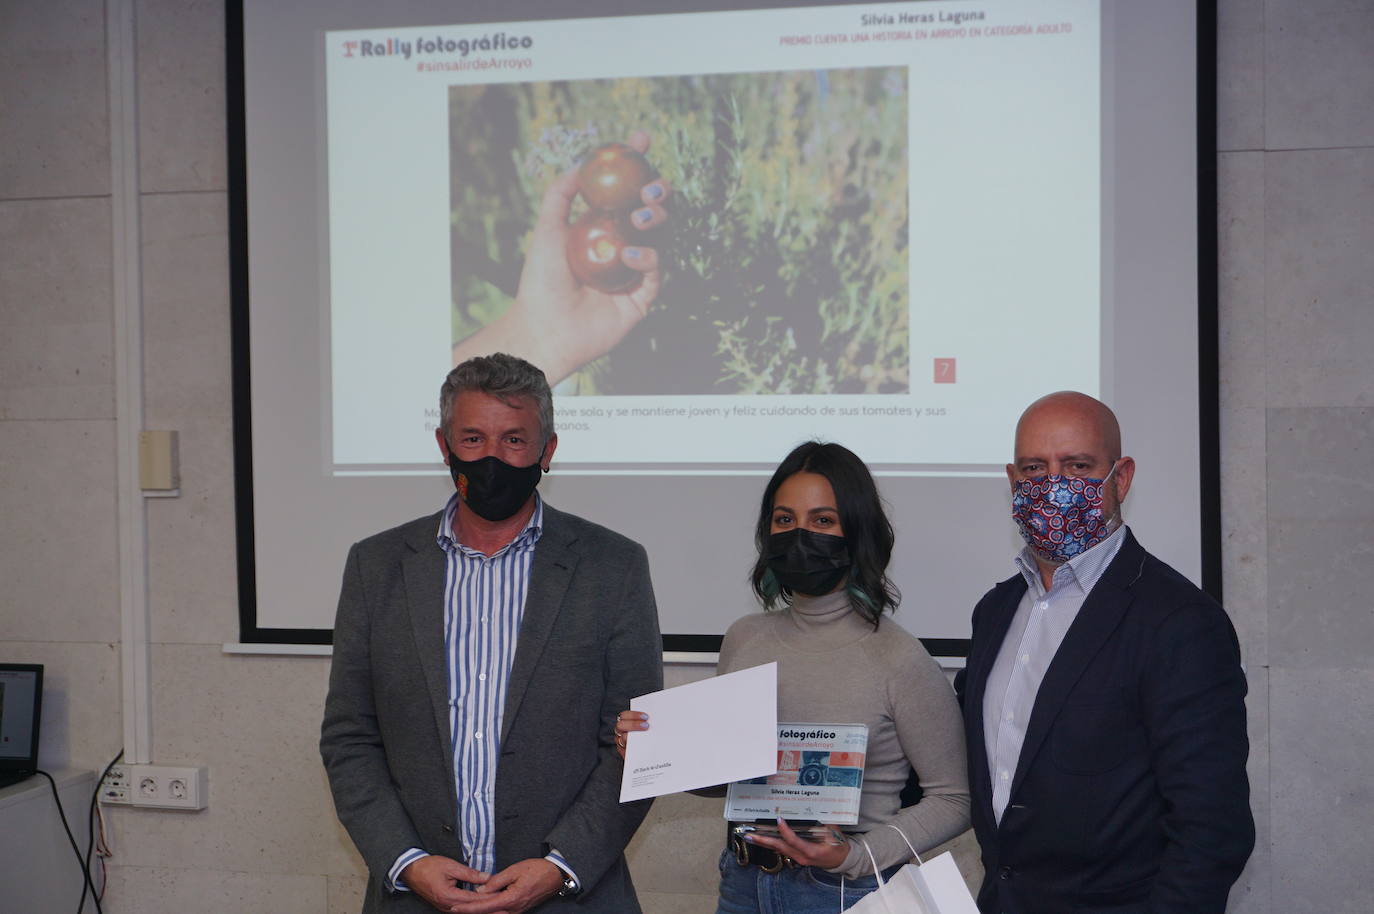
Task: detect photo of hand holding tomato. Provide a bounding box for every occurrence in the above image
[450,69,909,396]
[451,131,670,386]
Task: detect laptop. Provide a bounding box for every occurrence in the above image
[0,664,43,790]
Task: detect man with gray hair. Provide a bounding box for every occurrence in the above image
[322,353,663,913]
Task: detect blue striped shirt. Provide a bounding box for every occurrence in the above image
[983,523,1128,822]
[389,494,577,892]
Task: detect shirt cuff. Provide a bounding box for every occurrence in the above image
[544,848,580,893]
[387,848,429,893]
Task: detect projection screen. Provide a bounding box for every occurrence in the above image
[230,0,1217,653]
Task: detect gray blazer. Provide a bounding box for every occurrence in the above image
[321,503,663,912]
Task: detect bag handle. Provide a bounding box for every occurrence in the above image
[852,836,904,914]
[858,837,887,885]
[884,822,924,865]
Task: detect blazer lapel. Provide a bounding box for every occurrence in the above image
[1009,532,1146,799]
[966,577,1028,826]
[500,506,579,745]
[401,515,454,769]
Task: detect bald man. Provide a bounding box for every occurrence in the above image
[955,392,1253,914]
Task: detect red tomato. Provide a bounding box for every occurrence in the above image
[577,143,655,213]
[565,211,640,293]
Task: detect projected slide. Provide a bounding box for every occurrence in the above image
[448,68,910,397]
[326,1,1100,470]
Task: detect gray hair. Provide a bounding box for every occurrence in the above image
[439,353,555,443]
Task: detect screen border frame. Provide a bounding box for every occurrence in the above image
[226,0,1222,653]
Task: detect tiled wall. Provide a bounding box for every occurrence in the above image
[2,1,1371,911]
[0,0,123,776]
[1216,2,1374,913]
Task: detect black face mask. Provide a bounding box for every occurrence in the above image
[446,449,545,522]
[766,528,851,596]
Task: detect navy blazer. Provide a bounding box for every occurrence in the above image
[955,531,1254,914]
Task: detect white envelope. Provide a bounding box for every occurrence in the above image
[619,662,778,802]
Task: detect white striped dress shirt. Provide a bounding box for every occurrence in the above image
[983,524,1127,823]
[389,494,576,892]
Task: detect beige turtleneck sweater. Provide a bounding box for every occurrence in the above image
[717,590,971,878]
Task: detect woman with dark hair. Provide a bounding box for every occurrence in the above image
[616,441,970,912]
[747,440,900,624]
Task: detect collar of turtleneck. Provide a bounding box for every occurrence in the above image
[777,587,876,652]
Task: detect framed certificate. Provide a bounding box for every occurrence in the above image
[724,722,868,825]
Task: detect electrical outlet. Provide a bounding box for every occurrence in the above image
[101,764,207,810]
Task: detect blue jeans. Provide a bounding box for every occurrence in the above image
[714,848,899,913]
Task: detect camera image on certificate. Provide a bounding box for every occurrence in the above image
[725,722,868,825]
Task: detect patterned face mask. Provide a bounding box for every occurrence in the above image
[1011,462,1119,563]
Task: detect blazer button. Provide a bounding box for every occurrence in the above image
[441,824,454,834]
[998,866,1013,880]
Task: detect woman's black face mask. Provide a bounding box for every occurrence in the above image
[766,528,851,596]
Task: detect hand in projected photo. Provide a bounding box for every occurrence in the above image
[453,130,669,385]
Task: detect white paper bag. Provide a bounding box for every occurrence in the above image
[841,828,979,914]
[900,851,980,914]
[843,840,926,914]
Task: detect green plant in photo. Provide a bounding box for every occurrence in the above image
[450,67,909,395]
